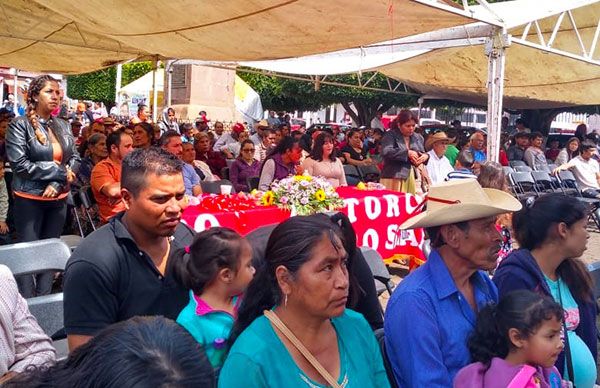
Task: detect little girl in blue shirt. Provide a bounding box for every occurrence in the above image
[454,290,569,388]
[174,227,255,369]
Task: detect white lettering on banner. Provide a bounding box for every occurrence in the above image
[364,196,381,220]
[385,224,420,250]
[404,193,424,215]
[382,194,400,218]
[194,214,220,232]
[362,229,379,249]
[344,198,360,223]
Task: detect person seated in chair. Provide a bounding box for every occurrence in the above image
[554,141,600,199]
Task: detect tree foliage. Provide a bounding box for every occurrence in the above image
[238,70,418,125]
[66,62,154,105]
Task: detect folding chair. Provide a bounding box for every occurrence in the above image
[502,166,514,175]
[247,176,260,191]
[509,160,527,168]
[531,171,562,194]
[200,179,236,194]
[374,328,399,388]
[343,165,362,186]
[358,164,381,183]
[509,172,538,200]
[555,171,600,229]
[359,247,395,296]
[514,165,532,172]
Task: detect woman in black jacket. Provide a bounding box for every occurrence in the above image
[6,75,79,297]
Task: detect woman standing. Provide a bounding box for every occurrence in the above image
[220,215,390,388]
[6,75,80,297]
[493,194,596,388]
[555,137,580,166]
[258,137,302,191]
[230,140,261,192]
[380,110,427,193]
[302,132,347,188]
[132,122,154,149]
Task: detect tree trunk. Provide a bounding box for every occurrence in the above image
[341,100,393,126]
[519,109,562,136]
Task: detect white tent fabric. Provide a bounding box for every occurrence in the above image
[234,75,263,123]
[1,0,479,74]
[119,69,164,95]
[228,0,600,108]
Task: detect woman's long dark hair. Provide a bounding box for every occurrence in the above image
[468,290,563,365]
[133,122,154,147]
[566,137,580,160]
[172,227,246,295]
[230,215,345,344]
[310,132,336,162]
[259,135,298,178]
[512,193,593,302]
[6,316,214,388]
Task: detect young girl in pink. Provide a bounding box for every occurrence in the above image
[454,290,569,388]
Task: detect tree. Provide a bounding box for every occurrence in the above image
[238,71,418,126]
[67,62,154,105]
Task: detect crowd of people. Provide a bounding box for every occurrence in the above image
[0,74,598,388]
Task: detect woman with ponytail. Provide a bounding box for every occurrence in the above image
[493,194,596,388]
[6,75,79,297]
[455,290,565,388]
[174,227,255,369]
[219,215,390,388]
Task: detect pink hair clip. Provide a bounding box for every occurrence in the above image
[184,246,190,254]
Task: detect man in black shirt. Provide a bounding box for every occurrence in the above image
[63,147,194,352]
[507,132,530,162]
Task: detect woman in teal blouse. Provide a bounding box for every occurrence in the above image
[219,215,390,388]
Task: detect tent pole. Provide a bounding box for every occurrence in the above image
[115,64,122,109]
[152,59,158,123]
[12,69,18,113]
[485,28,509,163]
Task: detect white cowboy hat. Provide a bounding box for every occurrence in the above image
[400,179,522,229]
[424,131,450,151]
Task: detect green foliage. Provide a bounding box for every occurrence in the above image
[67,62,154,104]
[238,70,418,125]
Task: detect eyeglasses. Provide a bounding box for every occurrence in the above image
[242,148,255,152]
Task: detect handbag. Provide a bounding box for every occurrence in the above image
[263,310,342,388]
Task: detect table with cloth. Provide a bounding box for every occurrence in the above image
[181,187,425,266]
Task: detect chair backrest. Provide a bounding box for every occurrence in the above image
[79,186,96,209]
[343,164,361,178]
[514,165,532,172]
[509,172,537,195]
[374,328,399,388]
[0,239,71,276]
[509,160,526,168]
[358,165,381,182]
[587,261,600,300]
[502,166,514,175]
[27,293,64,339]
[200,179,236,194]
[247,176,260,191]
[221,167,230,181]
[360,247,390,281]
[531,170,558,192]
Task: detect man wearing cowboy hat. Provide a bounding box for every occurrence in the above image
[384,179,522,387]
[425,132,454,185]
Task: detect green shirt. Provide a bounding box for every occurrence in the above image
[445,144,459,167]
[218,309,390,388]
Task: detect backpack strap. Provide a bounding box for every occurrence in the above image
[507,365,538,388]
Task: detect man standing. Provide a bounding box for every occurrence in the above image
[64,148,194,352]
[161,131,202,196]
[385,179,521,387]
[425,132,454,185]
[90,131,134,222]
[507,132,530,162]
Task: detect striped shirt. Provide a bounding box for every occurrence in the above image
[446,168,477,181]
[0,265,55,375]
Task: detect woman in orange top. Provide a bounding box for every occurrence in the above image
[6,75,79,297]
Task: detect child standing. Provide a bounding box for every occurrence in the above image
[174,227,255,369]
[454,290,568,388]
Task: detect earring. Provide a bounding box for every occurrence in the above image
[284,294,288,307]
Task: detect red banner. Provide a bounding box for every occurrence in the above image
[181,188,425,265]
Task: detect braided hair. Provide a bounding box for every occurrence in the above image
[26,75,58,145]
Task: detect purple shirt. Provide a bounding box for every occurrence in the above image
[229,158,261,192]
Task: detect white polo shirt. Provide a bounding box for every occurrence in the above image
[426,149,455,185]
[570,156,600,191]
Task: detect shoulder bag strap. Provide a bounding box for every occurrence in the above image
[557,281,576,387]
[507,365,537,388]
[263,310,342,388]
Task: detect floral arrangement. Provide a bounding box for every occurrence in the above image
[260,174,345,216]
[356,181,386,191]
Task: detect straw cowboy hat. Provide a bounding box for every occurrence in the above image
[425,132,450,151]
[400,179,522,229]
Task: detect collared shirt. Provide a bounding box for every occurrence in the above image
[213,132,237,153]
[446,168,477,181]
[384,250,498,388]
[182,163,201,196]
[426,150,454,185]
[63,212,194,336]
[0,265,55,375]
[507,145,526,161]
[469,147,486,163]
[569,156,600,191]
[177,292,240,368]
[90,157,125,222]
